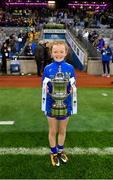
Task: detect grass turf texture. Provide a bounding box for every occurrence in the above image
[0,87,113,178]
[0,155,113,179]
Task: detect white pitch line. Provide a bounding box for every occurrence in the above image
[0,147,113,155]
[0,121,15,125]
[101,93,108,96]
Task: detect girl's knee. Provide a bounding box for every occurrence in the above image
[58,128,66,136]
[49,129,57,137]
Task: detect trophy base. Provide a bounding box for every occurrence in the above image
[51,104,67,118]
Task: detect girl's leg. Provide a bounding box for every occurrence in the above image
[58,118,69,146]
[57,118,69,163]
[48,117,57,148]
[102,61,106,75]
[48,117,60,166]
[106,61,110,76]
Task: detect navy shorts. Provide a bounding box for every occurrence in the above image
[47,112,70,120]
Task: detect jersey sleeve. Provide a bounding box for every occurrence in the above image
[42,66,48,81]
[70,65,76,79]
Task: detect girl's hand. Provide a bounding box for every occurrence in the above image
[46,85,49,93]
[70,88,73,94]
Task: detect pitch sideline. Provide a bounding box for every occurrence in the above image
[0,121,15,125]
[0,147,113,155]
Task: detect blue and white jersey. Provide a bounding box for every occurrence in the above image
[42,60,76,115]
[101,47,112,62]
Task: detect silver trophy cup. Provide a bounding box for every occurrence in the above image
[50,65,70,118]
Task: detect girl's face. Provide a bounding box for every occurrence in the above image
[51,44,67,62]
[104,44,109,48]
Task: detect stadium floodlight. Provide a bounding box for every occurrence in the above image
[48,1,55,8]
[6,2,48,6]
[48,1,55,4]
[68,3,107,7]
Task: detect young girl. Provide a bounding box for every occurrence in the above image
[42,41,76,167]
[101,43,112,77]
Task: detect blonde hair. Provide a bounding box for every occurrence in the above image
[49,41,68,54]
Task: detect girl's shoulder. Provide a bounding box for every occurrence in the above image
[106,47,111,51]
[44,62,54,70]
[64,62,74,69]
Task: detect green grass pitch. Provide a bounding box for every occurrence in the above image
[0,87,113,179]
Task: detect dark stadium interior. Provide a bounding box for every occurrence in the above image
[1,0,113,9]
[1,0,113,75]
